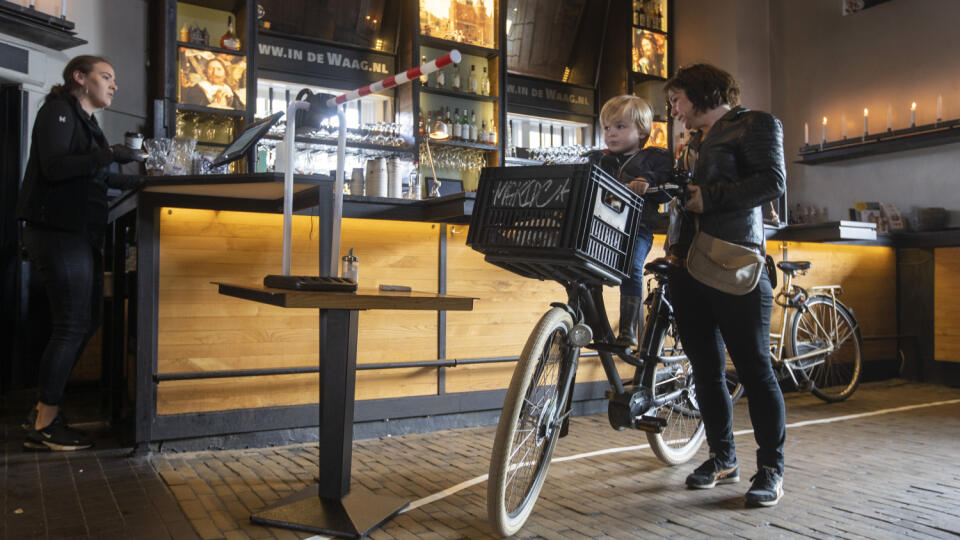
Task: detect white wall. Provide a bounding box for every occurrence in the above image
[770,0,960,226]
[0,0,148,148]
[673,0,771,113]
[674,0,960,227]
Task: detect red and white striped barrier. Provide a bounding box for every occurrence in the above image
[326,49,462,107]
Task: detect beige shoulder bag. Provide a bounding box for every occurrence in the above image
[685,217,764,295]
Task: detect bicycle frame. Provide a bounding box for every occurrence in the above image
[769,269,849,387]
[560,270,686,414]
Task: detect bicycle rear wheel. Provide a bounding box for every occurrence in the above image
[646,319,706,465]
[788,295,862,402]
[487,307,576,537]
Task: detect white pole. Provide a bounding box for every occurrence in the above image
[329,106,347,277]
[282,100,310,276]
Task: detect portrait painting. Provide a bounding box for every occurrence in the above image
[178,47,247,110]
[632,29,667,78]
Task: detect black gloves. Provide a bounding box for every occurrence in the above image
[110,144,146,164]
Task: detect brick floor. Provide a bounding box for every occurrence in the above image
[3,380,960,539]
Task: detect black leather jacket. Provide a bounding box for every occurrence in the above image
[16,93,139,233]
[671,106,785,255]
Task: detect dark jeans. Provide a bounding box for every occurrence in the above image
[22,225,103,406]
[621,226,654,298]
[669,268,785,473]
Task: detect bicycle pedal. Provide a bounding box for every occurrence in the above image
[633,415,666,433]
[799,380,815,392]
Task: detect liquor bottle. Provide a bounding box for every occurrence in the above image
[481,120,488,145]
[655,6,663,30]
[636,4,646,26]
[179,24,190,42]
[201,27,210,46]
[470,110,479,142]
[445,107,453,138]
[220,16,240,50]
[451,63,462,92]
[420,55,428,85]
[451,108,460,140]
[487,118,497,144]
[480,66,490,96]
[436,65,445,89]
[469,65,478,94]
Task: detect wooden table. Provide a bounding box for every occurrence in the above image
[216,283,475,538]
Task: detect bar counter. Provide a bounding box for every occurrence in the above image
[105,173,958,447]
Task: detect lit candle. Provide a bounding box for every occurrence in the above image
[937,94,942,122]
[804,122,809,145]
[887,105,892,131]
[863,108,869,137]
[821,116,827,147]
[841,114,846,139]
[910,102,917,127]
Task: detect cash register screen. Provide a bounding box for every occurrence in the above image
[211,112,284,168]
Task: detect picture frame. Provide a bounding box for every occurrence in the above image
[178,47,247,110]
[632,29,667,78]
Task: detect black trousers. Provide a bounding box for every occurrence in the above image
[22,225,103,406]
[669,268,786,473]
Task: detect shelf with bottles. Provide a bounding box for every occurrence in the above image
[418,45,497,98]
[632,0,667,33]
[175,103,247,117]
[419,103,499,147]
[176,1,246,53]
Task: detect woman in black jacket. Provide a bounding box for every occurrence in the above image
[663,64,787,507]
[16,55,143,451]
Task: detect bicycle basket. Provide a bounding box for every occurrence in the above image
[466,163,644,286]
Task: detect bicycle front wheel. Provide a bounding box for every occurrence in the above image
[788,295,863,402]
[487,307,575,537]
[646,319,706,465]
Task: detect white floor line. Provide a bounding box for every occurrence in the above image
[401,398,960,513]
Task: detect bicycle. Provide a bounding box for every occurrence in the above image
[467,164,702,537]
[728,257,864,403]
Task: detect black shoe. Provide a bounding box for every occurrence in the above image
[24,415,93,451]
[686,454,740,489]
[745,466,784,507]
[21,407,37,431]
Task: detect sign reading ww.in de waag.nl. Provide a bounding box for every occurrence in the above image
[506,74,595,117]
[257,34,396,85]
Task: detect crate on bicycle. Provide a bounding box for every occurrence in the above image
[466,164,644,286]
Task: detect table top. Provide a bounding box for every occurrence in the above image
[216,282,475,311]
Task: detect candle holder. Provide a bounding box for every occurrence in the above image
[798,118,960,165]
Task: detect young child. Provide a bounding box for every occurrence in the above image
[586,95,673,348]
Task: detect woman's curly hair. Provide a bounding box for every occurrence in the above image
[664,63,740,113]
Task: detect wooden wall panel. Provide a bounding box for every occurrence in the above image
[934,247,960,362]
[771,242,896,361]
[156,211,440,415]
[154,206,897,417]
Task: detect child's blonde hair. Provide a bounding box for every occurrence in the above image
[600,95,653,140]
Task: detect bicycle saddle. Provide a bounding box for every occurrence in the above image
[645,256,682,275]
[777,260,811,273]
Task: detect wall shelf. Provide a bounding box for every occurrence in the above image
[420,85,498,103]
[797,119,960,165]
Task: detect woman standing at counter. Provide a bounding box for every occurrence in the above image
[16,55,143,451]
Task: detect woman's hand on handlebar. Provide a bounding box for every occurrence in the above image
[627,178,649,195]
[685,184,704,213]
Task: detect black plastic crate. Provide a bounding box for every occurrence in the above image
[467,164,644,286]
